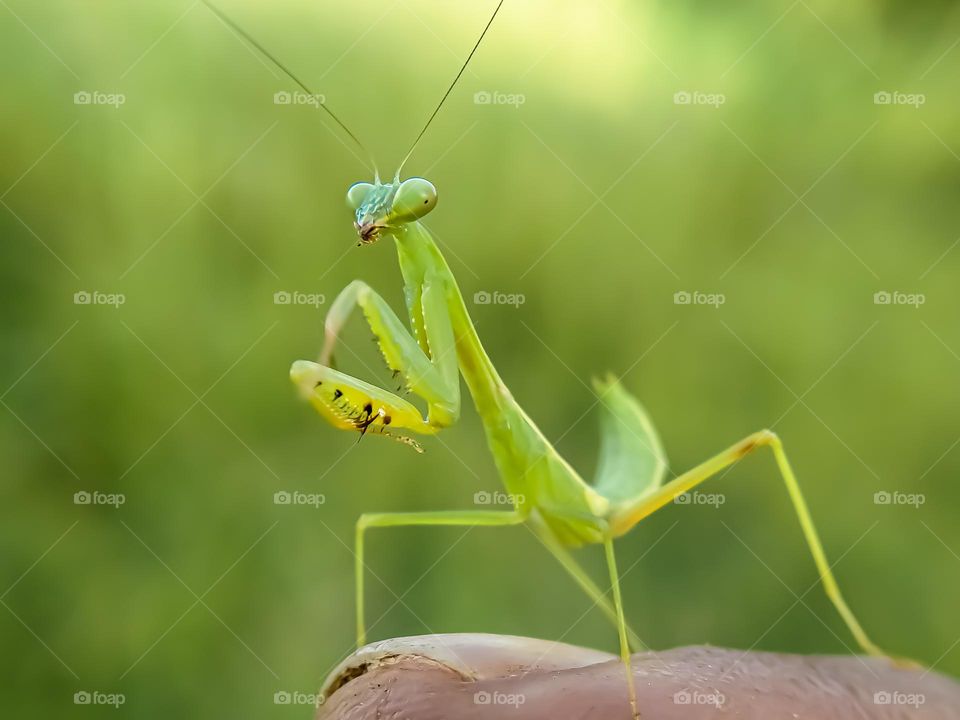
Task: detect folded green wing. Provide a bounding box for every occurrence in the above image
[591,374,668,507]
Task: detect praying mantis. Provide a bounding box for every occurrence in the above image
[201,1,900,717]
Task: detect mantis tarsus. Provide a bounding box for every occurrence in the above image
[202,1,901,717]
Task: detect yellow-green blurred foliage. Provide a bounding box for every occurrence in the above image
[2,0,959,715]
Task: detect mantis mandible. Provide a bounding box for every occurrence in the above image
[201,1,899,717]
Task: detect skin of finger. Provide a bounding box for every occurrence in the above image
[317,643,960,720]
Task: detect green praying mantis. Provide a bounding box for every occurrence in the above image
[201,1,903,716]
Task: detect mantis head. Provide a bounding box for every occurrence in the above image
[347,177,438,246]
[198,0,499,247]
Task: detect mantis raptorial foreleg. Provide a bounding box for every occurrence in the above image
[354,510,525,646]
[611,430,885,658]
[320,279,460,429]
[289,277,461,443]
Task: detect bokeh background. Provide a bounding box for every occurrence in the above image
[2,0,959,715]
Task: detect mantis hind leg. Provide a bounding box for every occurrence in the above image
[603,537,640,720]
[528,515,645,652]
[610,430,887,658]
[354,510,525,647]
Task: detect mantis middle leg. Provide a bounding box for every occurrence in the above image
[355,510,525,646]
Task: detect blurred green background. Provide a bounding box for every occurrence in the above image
[2,0,959,715]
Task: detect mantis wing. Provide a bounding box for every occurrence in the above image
[591,374,668,507]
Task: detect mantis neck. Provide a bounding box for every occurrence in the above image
[393,222,513,422]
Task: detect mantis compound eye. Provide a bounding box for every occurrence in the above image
[389,178,437,223]
[346,181,375,211]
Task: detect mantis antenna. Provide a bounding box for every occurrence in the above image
[199,0,378,175]
[396,0,507,177]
